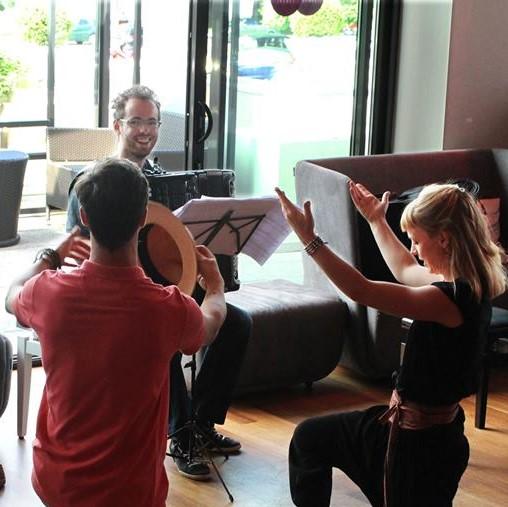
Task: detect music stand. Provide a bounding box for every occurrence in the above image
[185,210,265,253]
[165,197,290,500]
[174,195,291,264]
[167,208,269,502]
[167,354,234,502]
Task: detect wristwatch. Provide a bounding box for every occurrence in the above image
[34,248,62,270]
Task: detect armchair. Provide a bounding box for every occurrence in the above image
[15,325,40,439]
[295,149,508,379]
[0,332,13,488]
[46,127,117,211]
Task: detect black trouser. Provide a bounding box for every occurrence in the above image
[168,302,251,437]
[288,405,469,507]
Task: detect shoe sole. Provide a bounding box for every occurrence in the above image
[168,448,212,481]
[177,469,211,481]
[204,444,241,454]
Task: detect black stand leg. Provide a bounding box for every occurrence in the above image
[475,351,490,429]
[167,354,234,502]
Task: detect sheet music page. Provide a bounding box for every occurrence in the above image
[173,195,291,265]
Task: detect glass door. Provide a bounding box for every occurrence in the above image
[109,0,136,121]
[205,0,360,201]
[201,0,361,282]
[54,0,100,127]
[0,0,101,213]
[140,0,190,170]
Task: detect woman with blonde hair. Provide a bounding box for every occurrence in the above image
[276,181,506,507]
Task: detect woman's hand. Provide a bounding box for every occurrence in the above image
[275,187,316,244]
[349,181,390,225]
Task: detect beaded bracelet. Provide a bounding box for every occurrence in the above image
[34,248,62,270]
[303,236,328,256]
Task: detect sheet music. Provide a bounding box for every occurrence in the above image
[173,195,291,265]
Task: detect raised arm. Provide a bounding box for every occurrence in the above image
[275,188,461,327]
[349,181,440,287]
[195,245,227,345]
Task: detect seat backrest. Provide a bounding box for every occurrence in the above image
[47,128,117,162]
[0,334,12,418]
[150,110,186,170]
[152,110,185,152]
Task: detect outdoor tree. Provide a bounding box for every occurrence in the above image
[0,0,15,11]
[291,2,345,37]
[262,3,292,35]
[21,7,72,46]
[251,0,263,23]
[0,53,21,106]
[340,0,358,29]
[267,14,292,35]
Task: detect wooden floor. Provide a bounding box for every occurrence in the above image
[1,364,507,506]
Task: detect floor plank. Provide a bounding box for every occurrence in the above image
[0,365,507,506]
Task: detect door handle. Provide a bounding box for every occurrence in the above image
[196,101,213,144]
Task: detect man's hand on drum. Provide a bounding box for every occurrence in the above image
[195,245,225,294]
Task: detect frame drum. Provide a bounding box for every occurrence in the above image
[139,201,197,295]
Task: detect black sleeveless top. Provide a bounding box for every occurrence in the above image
[395,279,492,406]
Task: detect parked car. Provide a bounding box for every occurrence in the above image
[68,19,95,44]
[238,24,294,79]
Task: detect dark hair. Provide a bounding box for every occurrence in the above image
[75,158,149,251]
[111,85,161,120]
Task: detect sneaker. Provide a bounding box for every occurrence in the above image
[168,439,211,481]
[199,423,241,454]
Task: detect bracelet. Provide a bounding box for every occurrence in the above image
[303,235,328,256]
[34,248,62,270]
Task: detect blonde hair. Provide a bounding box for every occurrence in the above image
[400,183,506,301]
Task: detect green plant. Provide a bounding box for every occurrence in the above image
[267,14,292,36]
[21,7,72,46]
[0,53,21,104]
[291,3,345,37]
[341,1,358,28]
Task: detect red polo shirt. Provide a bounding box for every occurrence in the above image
[13,260,204,507]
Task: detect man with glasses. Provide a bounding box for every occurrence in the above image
[66,85,251,481]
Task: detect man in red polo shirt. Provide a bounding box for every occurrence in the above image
[5,158,226,506]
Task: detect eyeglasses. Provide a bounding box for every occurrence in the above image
[119,118,161,129]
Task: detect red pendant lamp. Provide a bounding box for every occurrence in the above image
[271,0,301,17]
[298,0,323,16]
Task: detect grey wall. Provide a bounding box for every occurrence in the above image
[393,0,508,153]
[392,0,453,153]
[444,0,508,149]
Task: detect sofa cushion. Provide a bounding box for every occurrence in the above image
[225,279,348,394]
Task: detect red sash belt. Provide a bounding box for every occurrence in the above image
[378,390,459,507]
